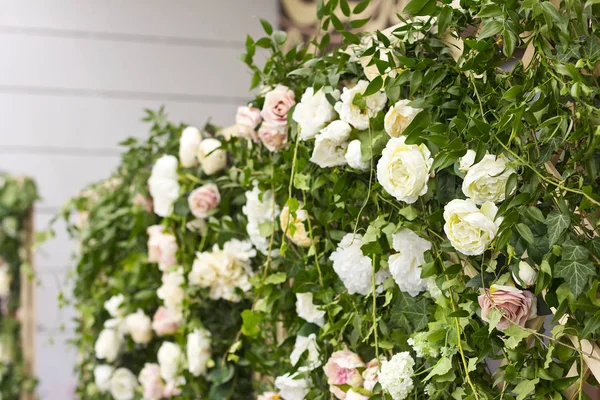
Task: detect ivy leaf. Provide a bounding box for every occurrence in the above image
[513,378,539,400]
[504,324,531,349]
[424,357,452,380]
[390,292,430,331]
[546,211,570,246]
[561,241,590,261]
[554,259,596,296]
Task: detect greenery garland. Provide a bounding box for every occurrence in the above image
[62,0,600,399]
[0,173,38,398]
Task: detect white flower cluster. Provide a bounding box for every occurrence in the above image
[295,292,325,327]
[335,80,387,131]
[379,352,415,400]
[407,332,439,358]
[388,229,431,297]
[188,239,256,302]
[242,184,280,256]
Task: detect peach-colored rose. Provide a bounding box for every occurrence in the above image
[147,225,178,271]
[261,85,296,126]
[362,358,380,392]
[323,350,365,399]
[139,363,165,400]
[188,184,221,219]
[258,123,288,152]
[151,306,182,336]
[133,193,153,213]
[478,284,537,331]
[258,392,281,400]
[236,106,262,140]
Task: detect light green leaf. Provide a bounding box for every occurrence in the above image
[486,309,503,333]
[478,21,503,39]
[293,173,310,190]
[504,324,531,349]
[514,378,539,400]
[581,311,600,338]
[424,356,452,380]
[546,211,569,246]
[264,272,287,285]
[554,259,596,296]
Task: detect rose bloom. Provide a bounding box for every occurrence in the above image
[310,120,351,168]
[109,368,137,400]
[94,365,113,393]
[346,390,369,400]
[258,123,288,152]
[258,392,281,400]
[125,309,152,344]
[235,106,262,140]
[384,100,421,138]
[462,154,515,204]
[362,358,380,392]
[478,285,537,331]
[261,85,296,126]
[323,350,365,399]
[179,126,202,168]
[443,199,501,256]
[188,183,221,219]
[280,204,312,248]
[198,138,227,175]
[151,306,182,336]
[139,363,165,400]
[147,225,178,271]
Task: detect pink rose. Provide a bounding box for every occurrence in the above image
[258,123,288,152]
[236,106,262,140]
[362,358,380,392]
[346,390,369,400]
[258,392,281,400]
[133,193,153,213]
[139,363,165,400]
[188,184,221,219]
[261,85,296,126]
[478,285,537,331]
[147,225,178,271]
[323,350,365,399]
[151,306,182,336]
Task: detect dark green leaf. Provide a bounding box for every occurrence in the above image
[478,21,503,40]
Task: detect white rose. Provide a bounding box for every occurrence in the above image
[443,199,501,256]
[0,264,11,298]
[187,329,212,377]
[345,140,369,171]
[109,368,137,400]
[334,80,387,130]
[310,120,351,168]
[384,100,421,138]
[280,204,312,248]
[462,154,515,204]
[125,309,152,344]
[377,136,433,204]
[290,334,321,371]
[148,155,180,217]
[198,138,227,175]
[158,341,183,382]
[514,261,538,288]
[94,365,114,393]
[104,294,125,318]
[179,126,202,168]
[389,229,431,297]
[274,373,311,400]
[292,87,340,140]
[94,328,122,362]
[157,267,185,312]
[295,293,325,327]
[458,149,477,172]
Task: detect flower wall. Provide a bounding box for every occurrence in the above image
[62,0,600,399]
[0,173,38,398]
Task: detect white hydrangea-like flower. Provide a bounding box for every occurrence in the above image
[242,184,280,256]
[462,154,515,204]
[188,239,256,302]
[345,139,369,171]
[274,372,311,400]
[179,126,202,168]
[379,352,415,400]
[310,120,351,168]
[295,293,325,327]
[377,136,433,204]
[330,233,388,295]
[290,334,321,371]
[443,199,501,256]
[187,328,212,377]
[334,80,387,130]
[157,267,185,312]
[388,229,431,297]
[148,155,180,217]
[292,87,340,140]
[384,100,421,138]
[407,332,439,358]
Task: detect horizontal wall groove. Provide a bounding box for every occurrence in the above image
[0,25,246,49]
[0,85,249,104]
[0,145,122,156]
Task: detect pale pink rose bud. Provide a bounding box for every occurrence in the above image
[188,184,221,219]
[235,106,262,141]
[258,392,281,400]
[258,123,288,152]
[147,225,178,271]
[139,363,165,400]
[151,306,182,336]
[478,284,537,331]
[133,193,153,213]
[323,350,366,399]
[260,85,296,126]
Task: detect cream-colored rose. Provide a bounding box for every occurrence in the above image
[280,204,312,248]
[179,126,202,168]
[109,368,137,400]
[157,341,183,382]
[310,120,351,168]
[125,309,152,344]
[458,149,477,172]
[443,199,501,256]
[198,138,227,175]
[94,328,123,362]
[345,140,369,171]
[334,80,387,131]
[188,183,220,219]
[148,155,180,217]
[384,100,421,138]
[147,225,178,271]
[187,328,212,377]
[152,306,182,336]
[376,136,433,204]
[295,292,325,327]
[514,261,538,288]
[157,268,185,312]
[462,154,515,204]
[258,123,288,152]
[389,229,431,297]
[292,87,340,140]
[94,365,113,393]
[104,294,125,318]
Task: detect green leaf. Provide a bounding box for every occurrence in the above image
[546,211,570,246]
[437,6,453,34]
[503,29,517,58]
[424,357,452,380]
[486,309,503,333]
[241,310,262,336]
[363,76,383,96]
[403,0,435,15]
[562,241,590,261]
[516,223,535,245]
[260,18,273,35]
[353,0,370,14]
[340,0,351,16]
[273,30,287,45]
[390,292,431,331]
[504,324,531,349]
[349,18,370,29]
[398,205,419,221]
[514,378,539,400]
[264,272,287,285]
[341,31,360,45]
[478,5,502,18]
[293,173,310,190]
[554,259,596,296]
[582,311,600,338]
[478,21,503,40]
[505,173,517,201]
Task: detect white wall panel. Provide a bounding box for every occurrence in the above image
[35,269,75,334]
[35,212,75,271]
[35,333,77,400]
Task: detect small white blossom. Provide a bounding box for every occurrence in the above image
[345,140,369,171]
[379,352,415,400]
[295,293,325,327]
[407,332,439,358]
[242,184,280,256]
[389,229,431,297]
[292,87,340,140]
[290,334,321,371]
